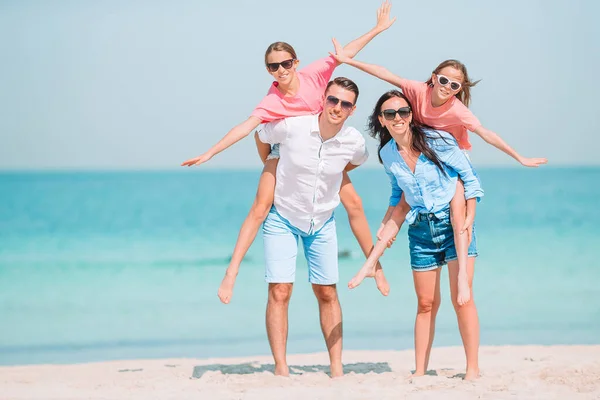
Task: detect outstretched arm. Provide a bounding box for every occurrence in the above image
[181,116,262,167]
[473,125,547,167]
[330,38,404,87]
[338,1,396,61]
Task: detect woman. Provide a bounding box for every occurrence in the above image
[361,90,484,380]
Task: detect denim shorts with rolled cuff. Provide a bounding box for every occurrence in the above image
[262,206,338,285]
[408,207,478,272]
[266,144,280,161]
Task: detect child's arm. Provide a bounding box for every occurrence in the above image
[337,1,396,61]
[473,125,547,168]
[329,38,404,88]
[182,116,262,167]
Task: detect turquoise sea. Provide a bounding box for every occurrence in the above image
[1,168,599,366]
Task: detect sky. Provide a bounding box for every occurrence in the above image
[0,0,598,170]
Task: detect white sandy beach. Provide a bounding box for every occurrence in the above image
[1,345,599,400]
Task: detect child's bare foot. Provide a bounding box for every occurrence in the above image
[457,272,470,306]
[464,368,480,380]
[374,266,390,296]
[349,263,390,296]
[217,273,236,304]
[348,262,374,290]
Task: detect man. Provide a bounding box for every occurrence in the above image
[257,77,368,378]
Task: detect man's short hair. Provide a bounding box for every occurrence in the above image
[325,77,359,104]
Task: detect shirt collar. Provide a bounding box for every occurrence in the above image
[311,114,346,143]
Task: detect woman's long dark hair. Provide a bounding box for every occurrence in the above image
[368,90,447,175]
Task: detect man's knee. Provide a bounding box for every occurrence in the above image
[313,285,338,303]
[268,283,293,304]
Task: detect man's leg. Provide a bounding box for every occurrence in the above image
[312,283,343,377]
[263,208,299,377]
[266,282,293,376]
[303,217,343,377]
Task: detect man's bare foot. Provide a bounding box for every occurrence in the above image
[456,273,470,306]
[217,273,236,304]
[374,266,390,296]
[411,370,426,377]
[274,364,289,377]
[464,368,480,380]
[330,363,344,378]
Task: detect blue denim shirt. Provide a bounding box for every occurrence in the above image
[381,129,484,224]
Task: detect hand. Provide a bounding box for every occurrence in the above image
[181,152,213,167]
[460,215,474,245]
[375,1,396,32]
[329,38,352,64]
[519,157,548,168]
[376,223,385,240]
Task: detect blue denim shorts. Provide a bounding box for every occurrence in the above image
[408,207,478,271]
[262,206,338,285]
[266,144,280,161]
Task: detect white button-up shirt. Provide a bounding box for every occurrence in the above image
[258,114,368,233]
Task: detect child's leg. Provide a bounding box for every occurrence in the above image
[217,158,277,304]
[449,179,470,306]
[339,171,389,296]
[348,197,409,291]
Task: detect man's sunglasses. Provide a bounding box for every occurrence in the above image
[380,107,411,120]
[436,74,462,91]
[266,59,296,72]
[326,95,354,112]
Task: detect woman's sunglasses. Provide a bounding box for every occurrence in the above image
[436,74,462,91]
[266,59,296,72]
[326,95,354,112]
[380,107,411,120]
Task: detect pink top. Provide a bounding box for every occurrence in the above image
[251,56,338,123]
[398,78,482,150]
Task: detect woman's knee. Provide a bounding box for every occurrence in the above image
[417,296,441,314]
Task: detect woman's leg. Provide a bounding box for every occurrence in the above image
[449,179,470,306]
[447,257,480,380]
[339,171,389,296]
[217,159,277,303]
[412,268,442,376]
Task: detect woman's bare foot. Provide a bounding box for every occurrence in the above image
[411,370,426,377]
[274,363,289,377]
[217,273,236,304]
[464,368,480,380]
[456,272,470,306]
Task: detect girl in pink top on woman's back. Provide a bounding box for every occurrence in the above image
[329,40,547,306]
[181,2,397,304]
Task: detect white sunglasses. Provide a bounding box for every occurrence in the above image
[436,74,462,91]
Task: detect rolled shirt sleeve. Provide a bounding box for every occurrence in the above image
[258,119,289,145]
[349,135,369,166]
[431,131,484,201]
[384,163,403,207]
